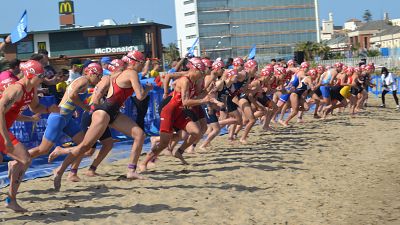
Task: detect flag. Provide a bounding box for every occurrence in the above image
[10,10,28,44]
[187,37,199,56]
[248,44,256,59]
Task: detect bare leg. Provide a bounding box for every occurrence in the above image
[187,118,207,154]
[6,143,31,212]
[172,121,201,164]
[51,111,110,191]
[238,100,256,144]
[139,132,173,172]
[199,122,220,150]
[110,114,146,180]
[86,138,115,177]
[283,94,300,126]
[64,132,86,182]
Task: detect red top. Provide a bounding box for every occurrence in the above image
[106,73,134,108]
[3,82,35,128]
[171,76,195,106]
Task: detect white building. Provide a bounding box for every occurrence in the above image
[370,26,400,49]
[390,18,400,26]
[344,19,362,31]
[321,13,334,41]
[174,0,200,57]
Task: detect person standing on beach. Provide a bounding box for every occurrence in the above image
[380,67,399,110]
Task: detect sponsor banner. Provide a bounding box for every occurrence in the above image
[94,46,138,54]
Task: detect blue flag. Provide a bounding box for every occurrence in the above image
[248,44,256,59]
[10,10,28,44]
[187,37,199,56]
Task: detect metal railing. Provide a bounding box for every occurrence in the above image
[315,56,400,69]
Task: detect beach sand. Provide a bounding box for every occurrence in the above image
[1,97,399,225]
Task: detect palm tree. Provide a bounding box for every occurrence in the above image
[313,43,331,60]
[295,41,314,61]
[163,43,180,65]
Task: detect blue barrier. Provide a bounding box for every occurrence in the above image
[370,75,399,97]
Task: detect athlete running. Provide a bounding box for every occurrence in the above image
[0,60,58,212]
[48,51,152,190]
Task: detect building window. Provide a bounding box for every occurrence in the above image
[110,35,119,47]
[186,35,196,39]
[184,0,194,5]
[88,37,96,48]
[185,23,196,28]
[184,11,195,16]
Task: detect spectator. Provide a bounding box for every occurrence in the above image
[100,57,112,76]
[0,35,11,53]
[36,49,60,97]
[149,60,161,78]
[67,58,83,85]
[226,58,234,69]
[380,67,399,110]
[271,58,277,66]
[56,68,69,103]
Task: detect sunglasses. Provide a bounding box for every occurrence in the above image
[37,73,46,79]
[127,56,144,65]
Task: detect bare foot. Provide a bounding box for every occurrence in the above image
[48,146,66,163]
[147,161,157,169]
[127,170,148,180]
[198,145,209,152]
[185,145,196,154]
[53,170,62,192]
[67,173,81,182]
[5,198,27,213]
[173,150,189,165]
[263,126,275,132]
[138,163,147,173]
[278,120,287,127]
[86,170,99,177]
[239,139,248,144]
[313,114,321,119]
[297,119,305,124]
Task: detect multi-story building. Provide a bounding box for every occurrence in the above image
[348,20,392,51]
[175,0,319,60]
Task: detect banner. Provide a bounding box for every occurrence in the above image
[187,37,199,56]
[248,44,256,60]
[10,10,28,44]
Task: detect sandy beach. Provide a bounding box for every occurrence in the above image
[1,96,399,225]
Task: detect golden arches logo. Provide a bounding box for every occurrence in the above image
[59,1,74,14]
[38,42,46,50]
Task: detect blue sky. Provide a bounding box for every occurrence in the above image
[1,0,399,45]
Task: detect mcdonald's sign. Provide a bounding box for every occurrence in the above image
[37,42,47,51]
[59,1,74,14]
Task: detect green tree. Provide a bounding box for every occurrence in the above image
[363,10,372,22]
[295,41,314,61]
[163,43,180,65]
[295,42,331,61]
[313,42,331,60]
[366,49,380,57]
